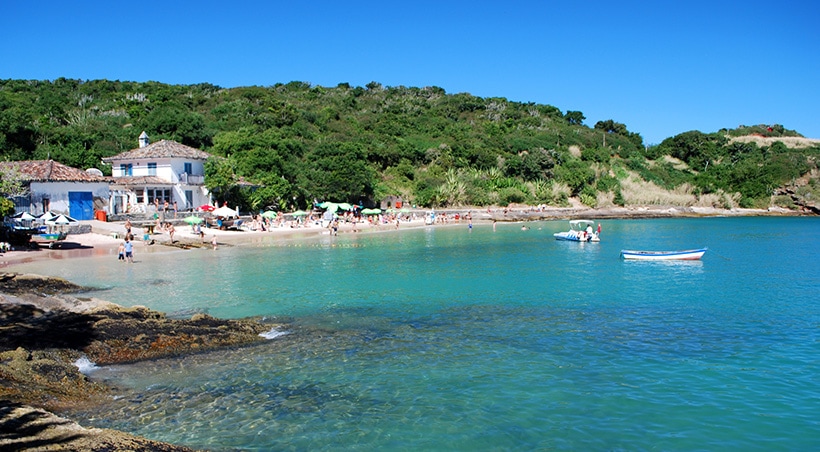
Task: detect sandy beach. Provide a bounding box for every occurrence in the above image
[0,204,801,269]
[0,214,430,269]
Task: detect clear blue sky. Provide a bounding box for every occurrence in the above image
[3,0,818,144]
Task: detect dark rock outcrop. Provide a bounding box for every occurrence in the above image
[0,273,85,296]
[0,272,282,450]
[84,305,271,365]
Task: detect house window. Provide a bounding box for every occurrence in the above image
[120,163,133,176]
[147,188,171,204]
[136,189,145,204]
[183,162,192,175]
[147,162,157,176]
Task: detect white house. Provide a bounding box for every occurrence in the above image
[103,132,212,215]
[0,160,109,220]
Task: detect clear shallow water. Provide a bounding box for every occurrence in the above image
[11,217,820,450]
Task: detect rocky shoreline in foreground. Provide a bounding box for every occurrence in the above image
[0,273,281,451]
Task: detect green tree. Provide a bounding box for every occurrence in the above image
[554,159,595,195]
[0,164,27,217]
[657,131,727,170]
[142,104,212,149]
[565,110,585,125]
[204,157,240,207]
[299,142,376,203]
[244,174,292,211]
[594,119,627,135]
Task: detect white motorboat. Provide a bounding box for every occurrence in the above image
[554,219,599,242]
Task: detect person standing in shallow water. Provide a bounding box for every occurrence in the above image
[124,237,134,263]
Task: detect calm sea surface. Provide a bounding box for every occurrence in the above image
[9,217,820,451]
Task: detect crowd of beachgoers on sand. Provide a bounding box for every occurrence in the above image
[0,202,807,267]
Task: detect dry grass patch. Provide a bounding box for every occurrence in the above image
[620,174,741,208]
[662,155,690,171]
[620,175,695,206]
[729,135,820,149]
[552,182,572,201]
[596,191,616,207]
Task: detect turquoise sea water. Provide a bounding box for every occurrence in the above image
[10,217,820,450]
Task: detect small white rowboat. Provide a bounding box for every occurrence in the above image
[620,248,707,261]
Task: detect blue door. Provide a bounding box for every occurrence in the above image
[69,192,94,220]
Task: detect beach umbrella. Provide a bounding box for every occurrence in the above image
[198,204,215,212]
[261,210,278,219]
[12,212,36,221]
[183,215,203,225]
[47,214,78,227]
[213,206,238,218]
[319,202,340,213]
[291,210,308,217]
[337,202,353,211]
[37,211,57,223]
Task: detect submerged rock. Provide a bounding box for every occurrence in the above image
[0,273,283,449]
[0,347,107,411]
[0,272,85,295]
[0,401,197,451]
[84,305,272,365]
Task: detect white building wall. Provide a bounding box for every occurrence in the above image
[112,158,205,183]
[29,181,109,215]
[109,157,210,212]
[171,184,211,211]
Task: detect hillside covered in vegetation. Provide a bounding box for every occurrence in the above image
[0,79,817,212]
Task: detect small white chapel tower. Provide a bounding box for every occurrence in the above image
[138,131,150,148]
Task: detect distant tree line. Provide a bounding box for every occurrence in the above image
[0,78,817,211]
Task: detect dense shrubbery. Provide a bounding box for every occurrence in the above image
[0,78,817,211]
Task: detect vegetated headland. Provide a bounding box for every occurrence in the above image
[0,79,818,216]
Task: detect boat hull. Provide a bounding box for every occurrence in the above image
[554,232,599,242]
[554,232,583,241]
[30,232,68,248]
[620,248,707,261]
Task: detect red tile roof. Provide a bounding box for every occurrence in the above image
[107,176,173,186]
[0,160,106,182]
[103,139,212,162]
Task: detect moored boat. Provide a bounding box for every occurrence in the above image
[620,248,707,261]
[30,231,68,248]
[554,219,600,242]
